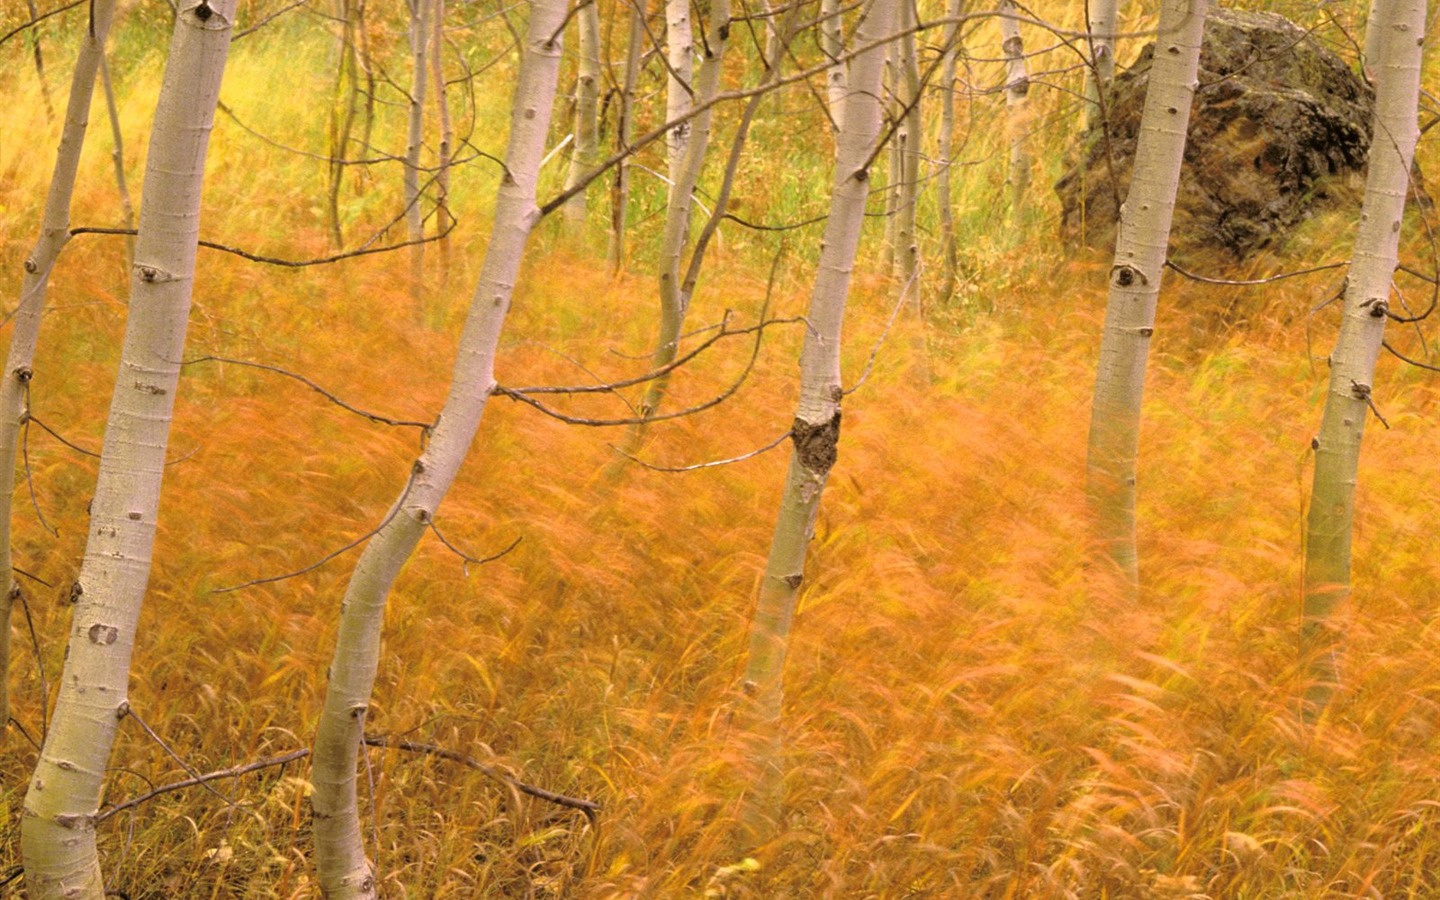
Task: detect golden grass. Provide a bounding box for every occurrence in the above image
[3,2,1440,897]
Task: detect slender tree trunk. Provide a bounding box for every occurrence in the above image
[665,0,694,192]
[98,53,136,261]
[819,0,846,132]
[327,0,361,247]
[892,0,922,298]
[19,2,236,894]
[25,0,56,122]
[999,0,1030,213]
[405,0,433,303]
[738,0,894,844]
[1084,0,1206,593]
[1085,0,1119,129]
[309,1,567,895]
[0,0,119,735]
[936,0,966,301]
[608,0,731,467]
[563,0,602,231]
[1303,0,1425,711]
[431,0,453,279]
[608,0,644,270]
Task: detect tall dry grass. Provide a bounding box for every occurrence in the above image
[2,1,1440,897]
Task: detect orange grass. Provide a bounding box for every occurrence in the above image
[4,3,1440,897]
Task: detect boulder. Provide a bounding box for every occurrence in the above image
[1056,7,1381,259]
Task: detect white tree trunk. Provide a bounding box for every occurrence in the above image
[431,0,454,277]
[1086,0,1119,129]
[0,0,119,730]
[309,0,567,894]
[562,0,602,230]
[819,0,846,132]
[999,0,1030,211]
[1363,0,1384,82]
[1084,0,1206,592]
[1304,0,1425,707]
[19,2,236,894]
[936,0,966,300]
[665,0,694,192]
[739,0,894,842]
[405,0,433,301]
[892,0,922,296]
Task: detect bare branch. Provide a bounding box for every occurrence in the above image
[1165,259,1349,286]
[213,465,420,593]
[0,0,84,49]
[181,356,433,430]
[610,427,792,472]
[428,523,521,574]
[95,749,310,824]
[120,703,237,812]
[362,734,599,819]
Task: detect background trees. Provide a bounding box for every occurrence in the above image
[0,0,1438,895]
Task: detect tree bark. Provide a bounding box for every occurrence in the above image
[431,0,453,277]
[936,0,967,301]
[405,0,433,303]
[1085,0,1119,130]
[1303,0,1425,710]
[562,0,602,231]
[308,1,567,895]
[19,2,236,895]
[0,0,119,733]
[1084,0,1206,593]
[892,0,922,298]
[738,0,894,844]
[819,0,846,132]
[665,0,694,192]
[999,0,1030,212]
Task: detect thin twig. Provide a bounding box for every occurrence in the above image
[1165,259,1349,286]
[213,466,420,593]
[181,356,432,430]
[845,268,917,396]
[362,734,599,820]
[427,524,520,575]
[21,418,58,537]
[121,704,237,812]
[0,0,84,49]
[69,215,456,268]
[95,749,309,824]
[27,414,100,457]
[610,427,792,472]
[234,0,310,39]
[16,589,46,738]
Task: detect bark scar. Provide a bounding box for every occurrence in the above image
[791,412,841,475]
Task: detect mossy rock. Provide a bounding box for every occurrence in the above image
[1056,7,1392,259]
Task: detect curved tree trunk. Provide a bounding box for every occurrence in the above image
[0,0,119,731]
[309,1,567,895]
[1303,0,1425,711]
[19,2,236,895]
[738,0,895,844]
[1084,0,1206,594]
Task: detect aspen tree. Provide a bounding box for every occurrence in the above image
[609,0,645,269]
[562,0,602,230]
[404,0,433,301]
[0,0,119,729]
[892,0,922,294]
[1084,0,1206,592]
[1303,0,1425,709]
[431,0,454,274]
[936,0,967,300]
[611,0,731,464]
[1363,0,1384,81]
[1085,0,1119,129]
[739,0,895,840]
[999,0,1030,211]
[665,0,694,190]
[309,0,568,894]
[20,2,237,894]
[819,0,847,132]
